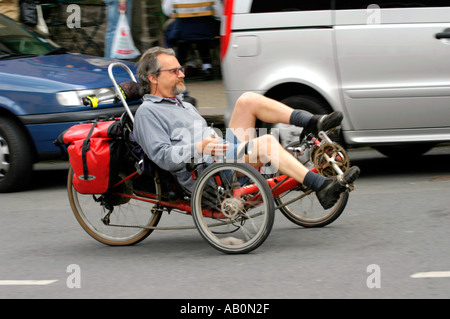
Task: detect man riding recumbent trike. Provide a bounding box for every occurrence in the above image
[56,47,360,254]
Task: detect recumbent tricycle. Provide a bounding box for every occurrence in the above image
[63,63,356,254]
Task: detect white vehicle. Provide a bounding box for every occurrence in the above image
[220,0,450,157]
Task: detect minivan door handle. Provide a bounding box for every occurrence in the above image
[436,28,450,39]
[435,32,450,39]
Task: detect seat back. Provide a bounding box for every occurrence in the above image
[128,129,191,200]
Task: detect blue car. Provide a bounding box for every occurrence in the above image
[0,14,140,192]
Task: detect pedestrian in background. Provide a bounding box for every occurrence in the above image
[162,0,221,80]
[103,0,133,58]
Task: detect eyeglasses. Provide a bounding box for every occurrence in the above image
[158,67,185,76]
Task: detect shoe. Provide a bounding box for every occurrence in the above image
[305,111,343,136]
[316,166,360,209]
[318,111,343,132]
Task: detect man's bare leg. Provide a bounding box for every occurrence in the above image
[237,134,360,209]
[228,92,295,140]
[228,92,322,183]
[227,92,359,209]
[228,92,344,141]
[237,134,309,183]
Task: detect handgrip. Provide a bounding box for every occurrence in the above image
[436,32,450,39]
[82,96,99,108]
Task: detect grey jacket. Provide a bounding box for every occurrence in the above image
[133,94,214,191]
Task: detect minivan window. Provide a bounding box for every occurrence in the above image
[336,0,450,9]
[250,0,331,13]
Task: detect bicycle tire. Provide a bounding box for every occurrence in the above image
[277,190,348,228]
[68,166,162,246]
[191,163,275,254]
[277,140,349,228]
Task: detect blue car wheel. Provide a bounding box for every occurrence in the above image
[0,117,33,192]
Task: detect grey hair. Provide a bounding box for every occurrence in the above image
[137,46,176,96]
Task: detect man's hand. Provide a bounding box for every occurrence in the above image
[196,137,228,157]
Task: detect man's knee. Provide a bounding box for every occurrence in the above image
[235,92,262,112]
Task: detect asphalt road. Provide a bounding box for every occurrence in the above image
[1,145,449,302]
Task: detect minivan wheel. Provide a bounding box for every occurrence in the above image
[0,117,33,192]
[269,95,336,147]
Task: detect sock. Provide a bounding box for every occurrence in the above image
[289,110,314,127]
[303,171,331,192]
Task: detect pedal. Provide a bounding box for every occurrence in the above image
[337,175,355,191]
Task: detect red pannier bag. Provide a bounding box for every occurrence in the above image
[56,119,123,194]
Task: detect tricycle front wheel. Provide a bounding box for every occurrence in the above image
[277,140,349,227]
[191,163,275,254]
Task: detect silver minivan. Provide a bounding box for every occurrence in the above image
[220,0,450,157]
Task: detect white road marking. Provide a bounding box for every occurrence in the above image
[411,271,450,279]
[0,280,58,285]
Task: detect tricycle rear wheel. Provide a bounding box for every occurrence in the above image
[68,167,162,246]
